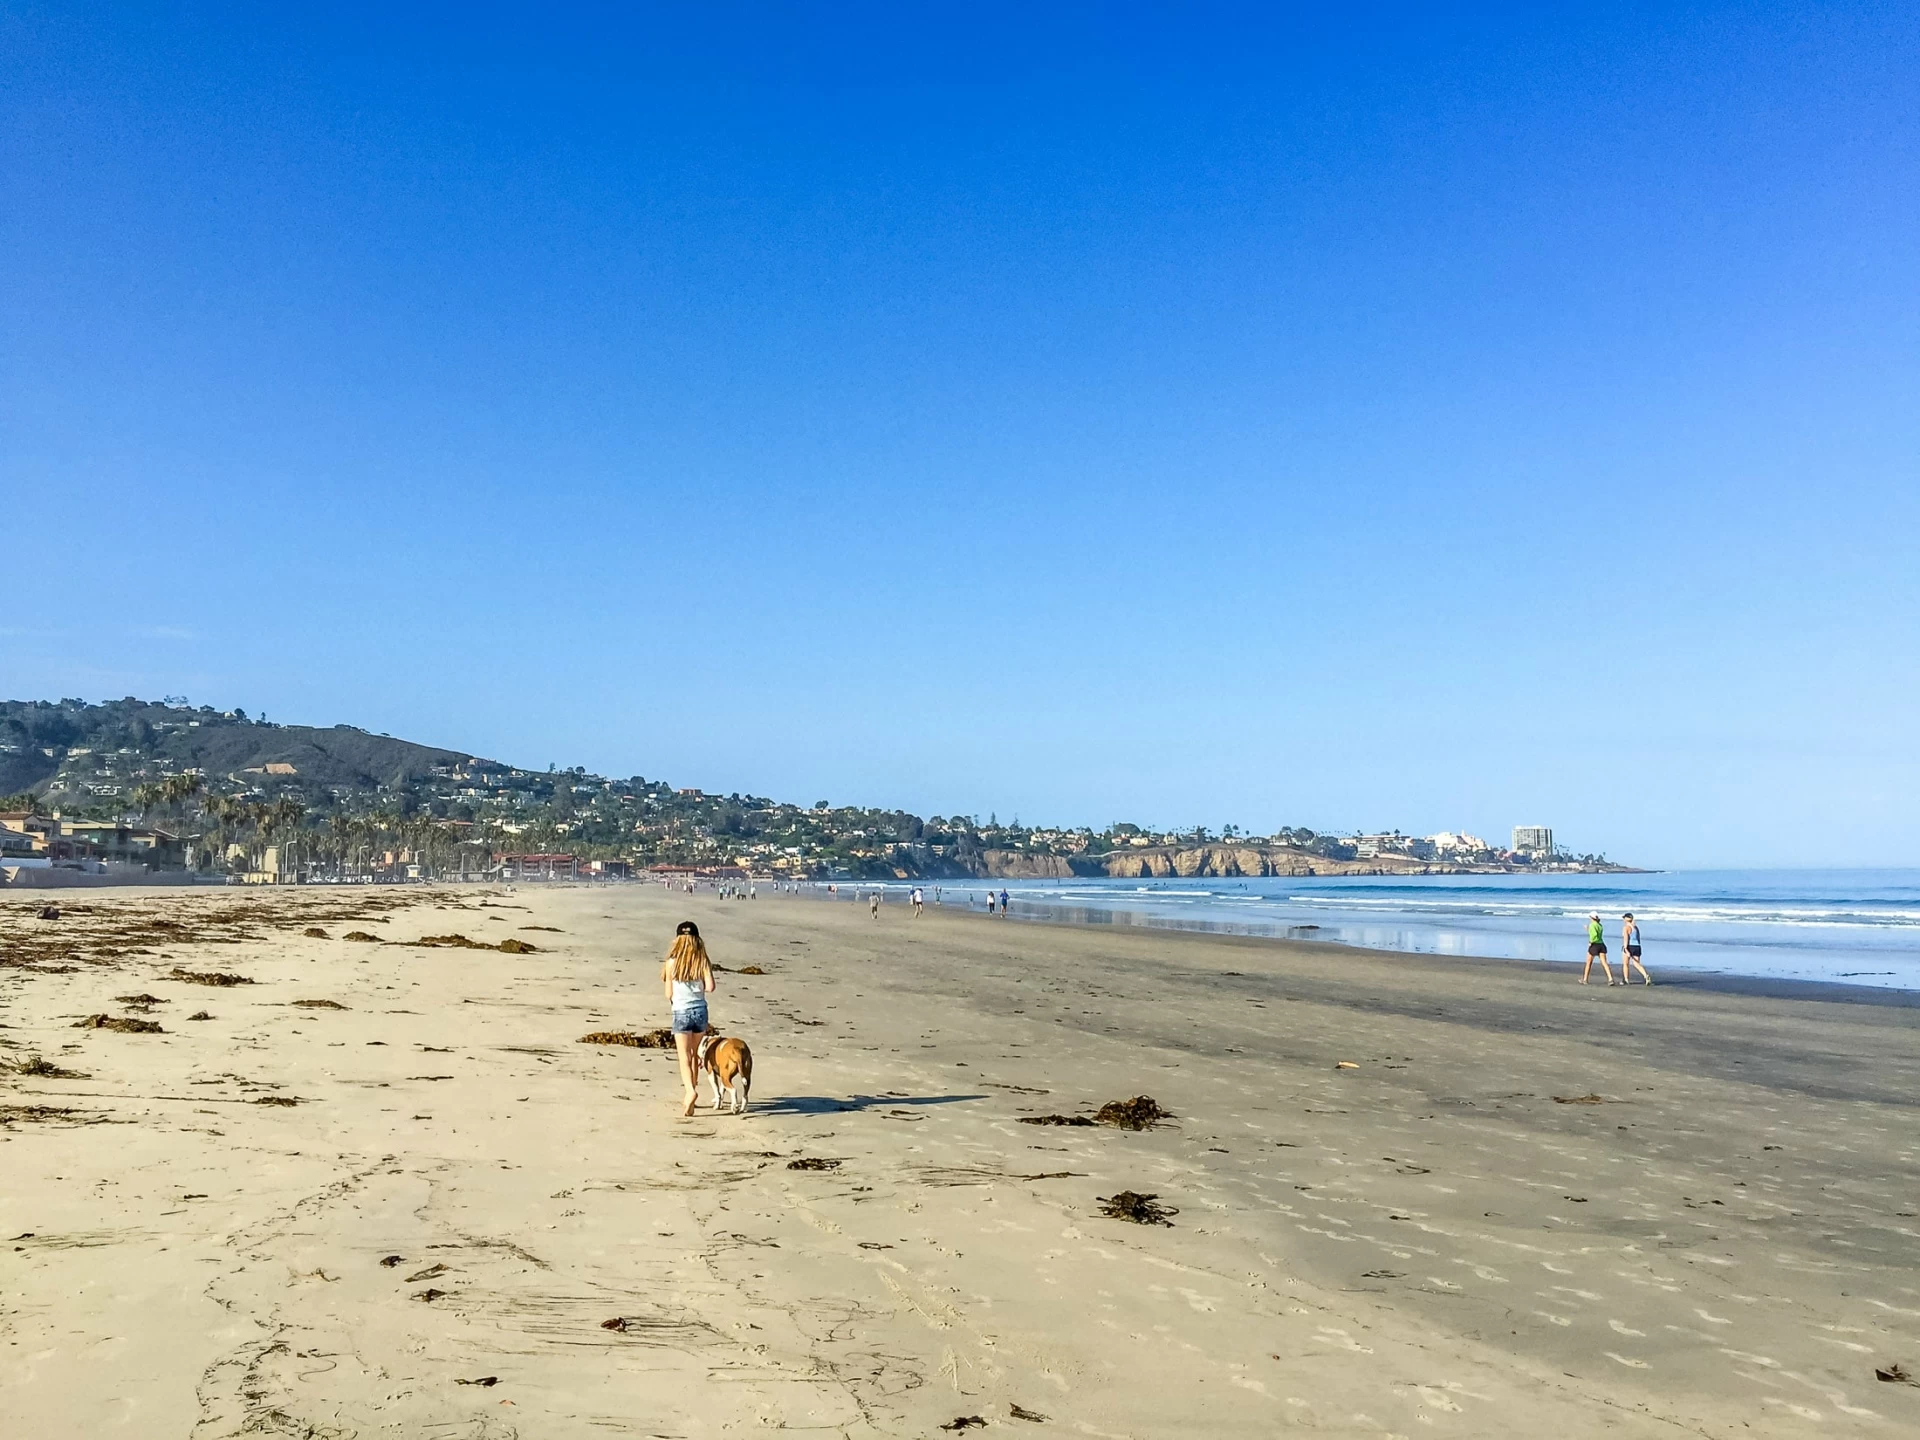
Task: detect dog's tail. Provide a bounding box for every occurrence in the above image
[737,1051,752,1113]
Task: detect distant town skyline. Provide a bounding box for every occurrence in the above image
[4,6,1916,870]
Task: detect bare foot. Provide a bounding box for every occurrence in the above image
[681,1094,697,1117]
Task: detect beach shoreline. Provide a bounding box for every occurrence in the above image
[4,883,1917,1437]
[969,902,1920,1008]
[846,867,1920,993]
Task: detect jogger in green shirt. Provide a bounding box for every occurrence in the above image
[1580,911,1616,985]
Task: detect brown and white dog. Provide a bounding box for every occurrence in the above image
[695,1030,753,1115]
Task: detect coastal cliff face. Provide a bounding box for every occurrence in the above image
[977,850,1078,879]
[962,844,1428,879]
[1078,844,1427,879]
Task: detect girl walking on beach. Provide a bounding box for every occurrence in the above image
[661,920,717,1116]
[1621,912,1652,985]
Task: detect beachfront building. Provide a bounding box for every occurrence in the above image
[1512,826,1554,856]
[1359,833,1436,856]
[0,812,59,856]
[42,819,187,870]
[0,814,49,859]
[498,852,580,881]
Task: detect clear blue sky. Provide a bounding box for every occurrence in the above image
[3,4,1916,867]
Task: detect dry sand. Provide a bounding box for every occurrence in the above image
[2,884,1918,1437]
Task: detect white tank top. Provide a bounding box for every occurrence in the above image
[671,979,707,1010]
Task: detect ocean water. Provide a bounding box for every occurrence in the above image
[903,870,1920,991]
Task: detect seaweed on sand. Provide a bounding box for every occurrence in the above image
[1,1104,109,1126]
[579,1029,675,1048]
[1019,1095,1174,1130]
[169,967,254,987]
[74,1014,164,1033]
[1093,1096,1173,1129]
[13,1054,90,1079]
[1097,1190,1177,1226]
[786,1157,842,1171]
[413,933,540,954]
[342,931,383,943]
[303,927,331,939]
[291,999,347,1009]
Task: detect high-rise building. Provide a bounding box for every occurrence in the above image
[1512,826,1554,855]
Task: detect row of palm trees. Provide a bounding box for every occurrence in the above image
[127,777,493,878]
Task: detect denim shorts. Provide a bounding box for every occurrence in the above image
[671,1005,709,1035]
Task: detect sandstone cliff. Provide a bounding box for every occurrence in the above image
[965,844,1440,880]
[1078,844,1431,879]
[977,850,1078,879]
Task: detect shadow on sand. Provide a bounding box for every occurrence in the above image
[751,1093,987,1117]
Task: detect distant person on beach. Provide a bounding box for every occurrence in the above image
[1581,911,1616,985]
[1621,912,1652,985]
[869,892,880,919]
[911,886,924,916]
[661,920,716,1116]
[985,891,995,916]
[998,888,1010,916]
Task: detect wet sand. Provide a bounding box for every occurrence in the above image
[3,884,1918,1437]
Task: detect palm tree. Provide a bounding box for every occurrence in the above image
[325,813,351,879]
[162,772,203,807]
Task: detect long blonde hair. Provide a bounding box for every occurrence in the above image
[661,922,711,984]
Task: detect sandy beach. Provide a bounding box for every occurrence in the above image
[3,884,1918,1438]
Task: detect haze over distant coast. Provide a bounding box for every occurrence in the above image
[2,698,1631,882]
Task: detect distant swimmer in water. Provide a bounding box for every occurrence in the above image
[1621,912,1652,985]
[1580,911,1616,985]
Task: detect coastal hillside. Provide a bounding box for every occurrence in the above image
[0,699,468,804]
[3,697,1612,879]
